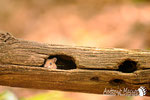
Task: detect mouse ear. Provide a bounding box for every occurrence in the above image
[53,57,57,63]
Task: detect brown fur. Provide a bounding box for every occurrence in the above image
[44,57,57,69]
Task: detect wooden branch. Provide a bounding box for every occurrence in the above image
[0,32,150,96]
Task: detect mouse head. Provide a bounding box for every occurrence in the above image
[44,57,57,69]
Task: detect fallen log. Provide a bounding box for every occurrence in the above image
[0,32,150,96]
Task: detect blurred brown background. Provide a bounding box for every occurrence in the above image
[0,0,150,100]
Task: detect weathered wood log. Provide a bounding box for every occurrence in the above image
[0,32,150,96]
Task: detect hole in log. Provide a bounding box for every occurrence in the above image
[110,79,124,86]
[117,59,138,73]
[90,77,99,81]
[45,55,76,70]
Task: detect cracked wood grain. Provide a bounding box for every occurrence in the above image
[0,32,150,96]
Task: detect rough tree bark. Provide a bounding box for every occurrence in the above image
[0,32,150,96]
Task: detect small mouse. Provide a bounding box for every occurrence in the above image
[44,57,57,69]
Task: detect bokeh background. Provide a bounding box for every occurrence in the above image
[0,0,150,100]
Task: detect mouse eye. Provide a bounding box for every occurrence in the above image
[50,63,52,65]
